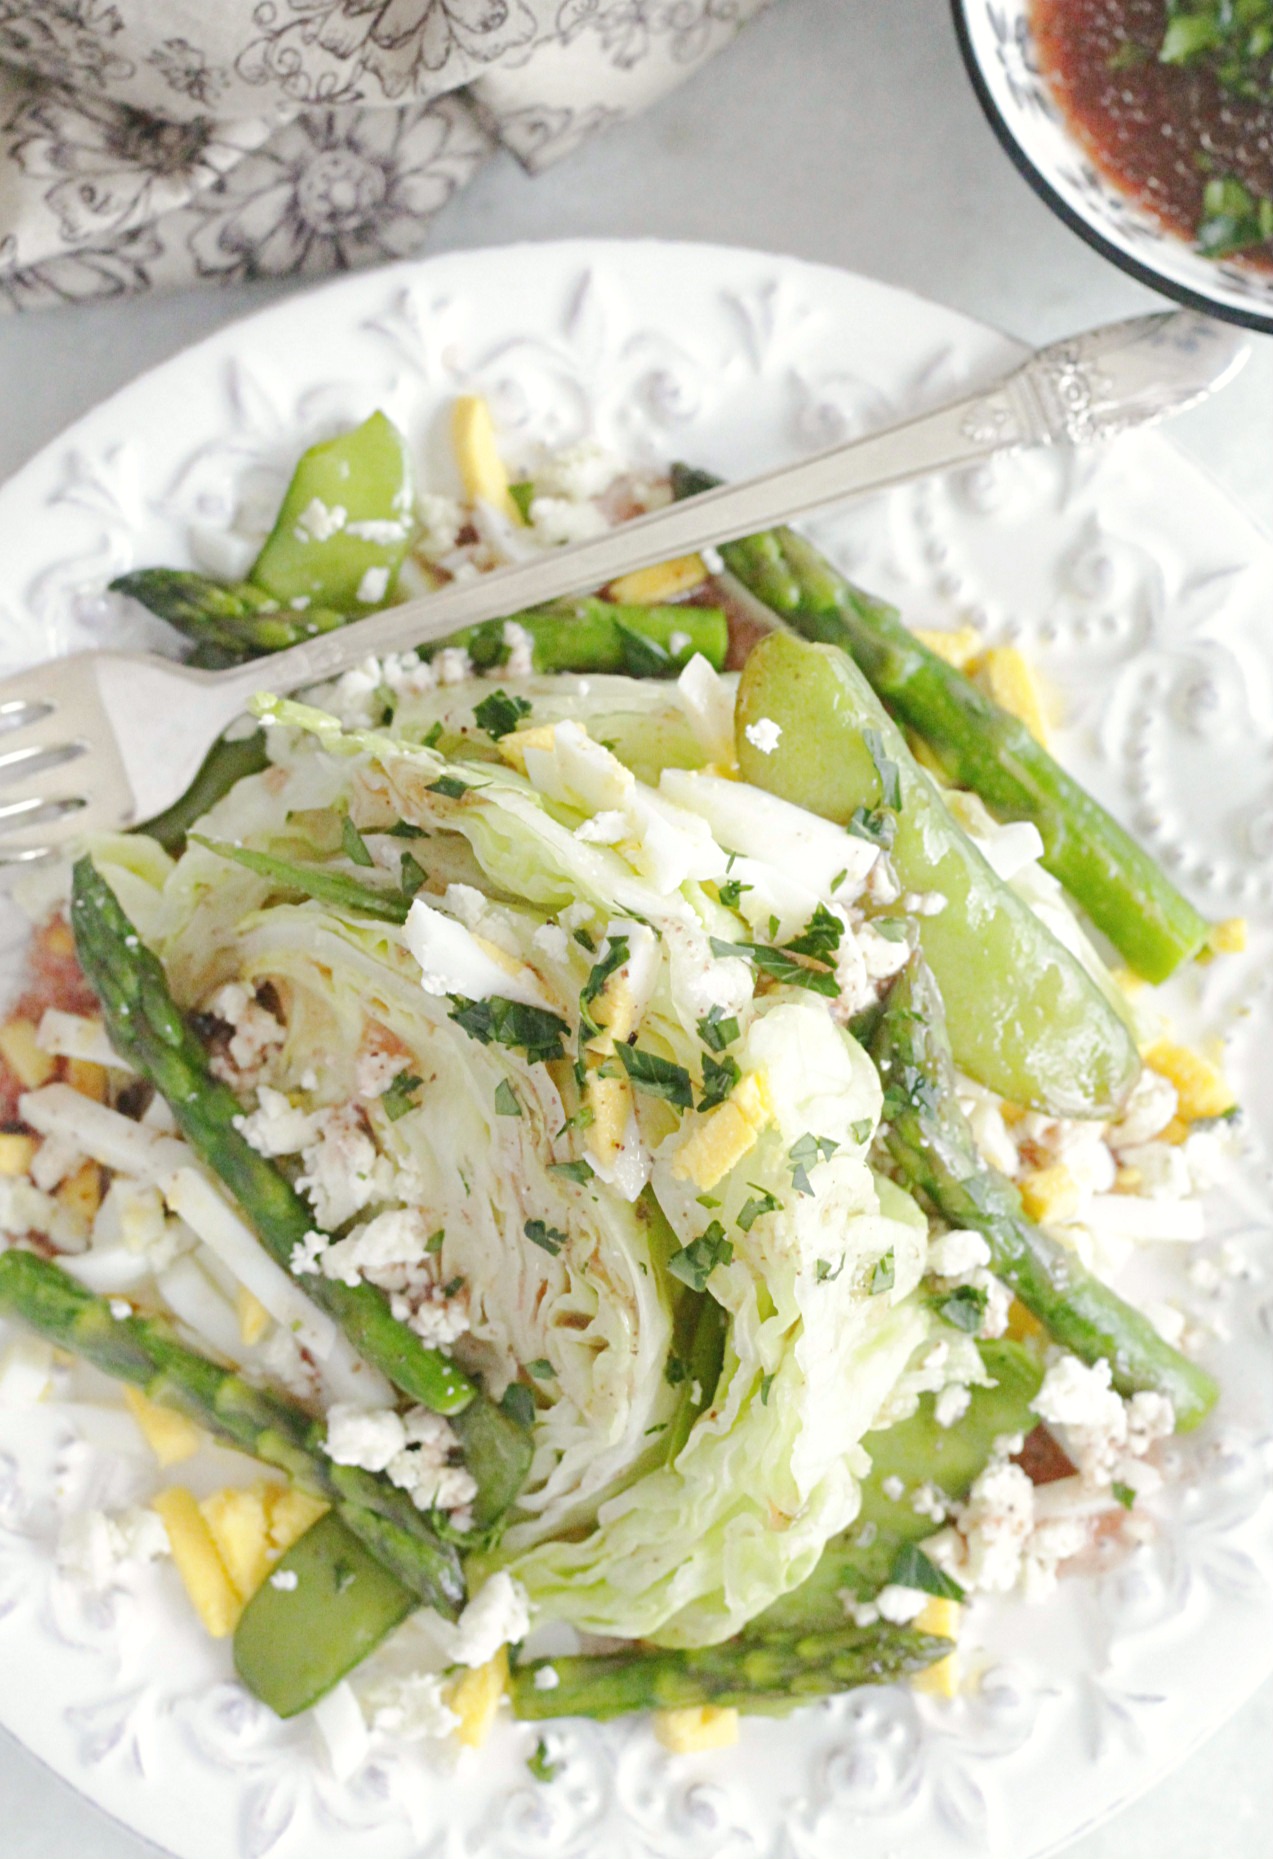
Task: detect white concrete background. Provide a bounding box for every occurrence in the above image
[0,0,1270,1852]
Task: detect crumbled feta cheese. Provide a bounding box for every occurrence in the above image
[320,656,385,728]
[383,1408,476,1515]
[532,923,570,964]
[345,518,409,545]
[533,1665,560,1691]
[297,1106,383,1230]
[935,1384,972,1429]
[1031,1353,1174,1488]
[911,1481,949,1524]
[875,1583,929,1624]
[290,1231,328,1276]
[433,646,473,685]
[1116,1141,1192,1200]
[501,620,535,678]
[320,1207,433,1288]
[941,1459,1035,1593]
[434,1572,531,1668]
[928,1230,991,1279]
[356,566,390,606]
[270,1569,299,1592]
[574,809,628,846]
[326,1404,408,1474]
[415,492,464,559]
[355,1046,403,1100]
[529,496,610,547]
[743,717,782,755]
[977,1272,1012,1339]
[294,497,347,542]
[379,651,436,700]
[57,1506,170,1591]
[36,1010,128,1071]
[235,1085,324,1158]
[207,983,285,1086]
[669,630,692,656]
[881,1474,905,1503]
[391,1282,471,1348]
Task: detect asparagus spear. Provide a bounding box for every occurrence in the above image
[435,598,728,678]
[870,959,1218,1429]
[672,466,1211,984]
[511,1621,946,1721]
[111,570,349,657]
[71,854,477,1417]
[0,1248,463,1614]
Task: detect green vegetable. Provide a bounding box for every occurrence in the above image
[1197,173,1273,257]
[0,1249,462,1614]
[612,1043,694,1108]
[757,1339,1042,1630]
[448,995,571,1064]
[735,630,1141,1117]
[234,1511,417,1718]
[191,836,410,922]
[1159,0,1273,101]
[677,474,1210,984]
[872,960,1218,1429]
[249,411,415,610]
[139,731,269,855]
[432,598,727,679]
[110,569,347,659]
[510,1621,946,1721]
[70,856,481,1418]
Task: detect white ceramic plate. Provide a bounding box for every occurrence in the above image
[0,241,1271,1859]
[952,0,1273,333]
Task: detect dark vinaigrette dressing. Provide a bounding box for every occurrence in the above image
[1030,0,1273,272]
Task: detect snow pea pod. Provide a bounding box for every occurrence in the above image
[736,632,1140,1118]
[249,410,415,610]
[234,1511,417,1719]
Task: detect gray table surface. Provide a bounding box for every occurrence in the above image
[0,1,1270,1853]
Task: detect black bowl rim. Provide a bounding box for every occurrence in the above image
[948,0,1273,335]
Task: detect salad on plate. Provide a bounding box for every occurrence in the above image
[0,394,1241,1765]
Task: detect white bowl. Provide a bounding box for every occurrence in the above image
[951,0,1273,332]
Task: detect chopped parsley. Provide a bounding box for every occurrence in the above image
[386,820,426,839]
[709,937,839,998]
[815,1256,845,1284]
[579,935,630,1037]
[572,926,596,953]
[785,903,843,962]
[400,849,426,896]
[697,1053,740,1111]
[473,688,533,740]
[340,814,374,867]
[696,1193,722,1209]
[448,995,570,1065]
[738,1186,782,1232]
[508,480,536,522]
[847,805,897,851]
[611,1043,694,1109]
[850,1117,874,1144]
[697,1007,741,1052]
[760,1371,776,1406]
[425,1229,445,1254]
[717,876,752,909]
[871,1249,896,1295]
[527,1738,558,1784]
[668,1222,734,1292]
[524,1219,568,1257]
[616,622,672,678]
[527,1357,555,1379]
[788,1132,839,1195]
[420,721,444,749]
[442,1275,465,1298]
[888,1541,965,1600]
[932,1284,987,1333]
[665,1355,689,1387]
[381,1071,423,1121]
[1112,1480,1137,1511]
[493,1079,522,1117]
[427,774,470,800]
[548,1158,595,1185]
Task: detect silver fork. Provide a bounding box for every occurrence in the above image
[0,307,1246,866]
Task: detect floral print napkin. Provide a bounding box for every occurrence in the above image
[0,0,772,312]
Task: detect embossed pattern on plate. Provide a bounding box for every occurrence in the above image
[0,241,1269,1859]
